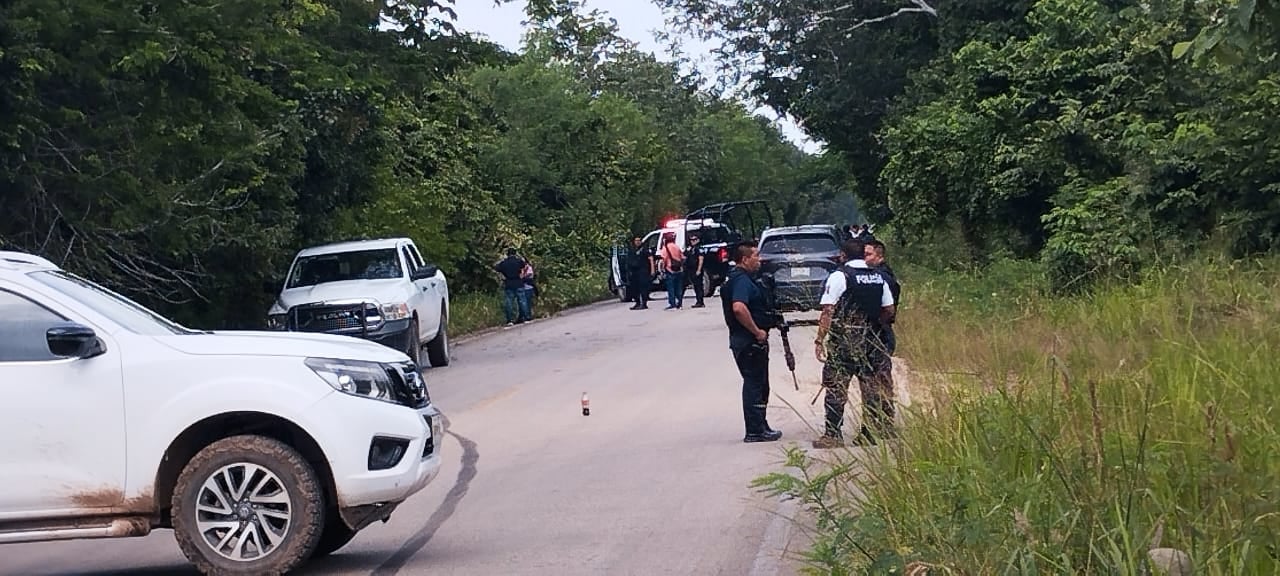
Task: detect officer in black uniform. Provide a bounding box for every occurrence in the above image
[722,244,782,443]
[864,240,900,355]
[626,235,654,310]
[813,239,896,448]
[684,233,706,308]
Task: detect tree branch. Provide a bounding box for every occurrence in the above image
[811,0,938,33]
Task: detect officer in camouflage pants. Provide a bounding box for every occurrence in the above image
[813,239,897,448]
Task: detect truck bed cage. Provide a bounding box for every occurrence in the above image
[684,200,774,243]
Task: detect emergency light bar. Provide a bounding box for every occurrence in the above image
[664,218,717,228]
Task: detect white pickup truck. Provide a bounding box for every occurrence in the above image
[0,250,444,574]
[266,237,450,368]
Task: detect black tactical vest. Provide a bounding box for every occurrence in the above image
[828,264,891,365]
[832,265,888,325]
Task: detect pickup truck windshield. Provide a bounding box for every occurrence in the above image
[287,249,403,288]
[30,271,195,335]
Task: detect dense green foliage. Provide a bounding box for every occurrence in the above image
[0,0,819,328]
[759,259,1280,574]
[658,1,1280,572]
[663,0,1280,289]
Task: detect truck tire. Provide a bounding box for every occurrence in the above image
[172,435,325,576]
[406,318,421,366]
[425,309,449,367]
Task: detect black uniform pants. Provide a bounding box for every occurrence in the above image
[821,353,895,439]
[628,272,649,307]
[732,342,771,435]
[684,271,705,305]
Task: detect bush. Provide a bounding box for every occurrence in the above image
[760,257,1280,575]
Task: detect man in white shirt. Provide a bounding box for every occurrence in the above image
[812,239,897,448]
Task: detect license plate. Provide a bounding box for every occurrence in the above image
[789,267,811,278]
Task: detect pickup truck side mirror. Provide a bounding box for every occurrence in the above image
[412,265,439,280]
[47,323,107,359]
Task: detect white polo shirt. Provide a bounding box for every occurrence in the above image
[819,259,895,307]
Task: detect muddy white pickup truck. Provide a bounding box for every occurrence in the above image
[0,250,444,575]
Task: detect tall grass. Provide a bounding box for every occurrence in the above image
[759,257,1280,574]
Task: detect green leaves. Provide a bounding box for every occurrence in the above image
[0,0,811,327]
[1173,0,1275,64]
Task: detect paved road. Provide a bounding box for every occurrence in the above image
[0,294,842,575]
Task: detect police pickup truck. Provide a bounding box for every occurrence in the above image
[608,219,731,302]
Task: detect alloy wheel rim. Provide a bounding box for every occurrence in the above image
[194,462,293,562]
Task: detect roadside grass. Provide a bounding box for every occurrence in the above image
[449,269,611,337]
[757,257,1280,574]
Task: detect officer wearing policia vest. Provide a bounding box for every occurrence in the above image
[812,238,897,448]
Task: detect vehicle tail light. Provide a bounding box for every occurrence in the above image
[718,247,728,262]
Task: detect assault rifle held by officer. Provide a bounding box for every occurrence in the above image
[759,273,800,392]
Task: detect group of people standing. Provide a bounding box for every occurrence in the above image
[812,238,899,447]
[721,235,901,447]
[623,232,707,311]
[493,248,538,326]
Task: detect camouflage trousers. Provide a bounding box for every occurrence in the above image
[820,348,895,439]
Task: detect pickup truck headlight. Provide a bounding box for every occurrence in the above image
[306,358,396,404]
[266,313,288,331]
[380,302,410,321]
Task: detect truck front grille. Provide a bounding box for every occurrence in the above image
[288,303,381,334]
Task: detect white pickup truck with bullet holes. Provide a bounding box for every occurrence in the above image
[0,251,444,575]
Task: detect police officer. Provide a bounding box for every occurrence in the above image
[722,244,782,443]
[864,239,900,355]
[684,233,706,308]
[627,235,655,310]
[812,239,896,448]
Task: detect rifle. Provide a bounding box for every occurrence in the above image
[776,317,799,391]
[760,274,800,391]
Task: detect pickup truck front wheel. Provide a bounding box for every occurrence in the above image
[406,318,422,365]
[172,435,325,576]
[425,310,449,367]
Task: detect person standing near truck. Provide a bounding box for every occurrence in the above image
[627,235,654,310]
[660,232,685,310]
[521,258,538,319]
[722,244,782,443]
[864,240,900,355]
[684,233,706,308]
[495,248,531,326]
[812,239,897,448]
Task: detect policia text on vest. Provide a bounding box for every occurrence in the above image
[813,240,897,448]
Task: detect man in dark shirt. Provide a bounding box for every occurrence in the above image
[627,236,654,310]
[683,234,706,308]
[864,240,900,355]
[494,248,531,325]
[722,244,782,443]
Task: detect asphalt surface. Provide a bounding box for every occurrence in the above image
[0,292,848,576]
